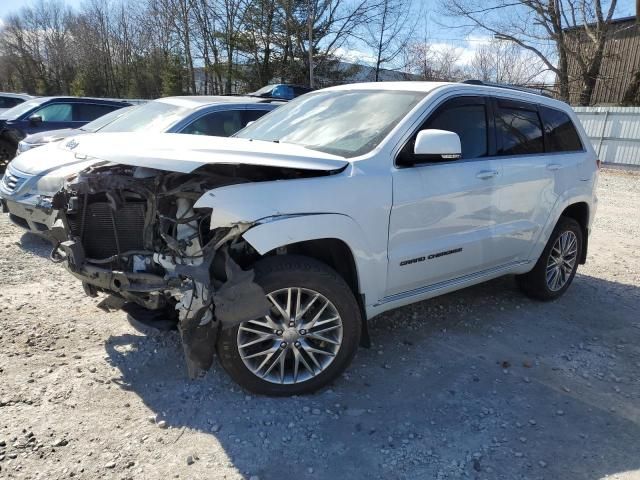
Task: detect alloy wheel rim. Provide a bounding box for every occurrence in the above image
[546,230,578,291]
[237,287,343,385]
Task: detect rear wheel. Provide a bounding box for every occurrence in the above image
[516,216,583,300]
[216,255,361,396]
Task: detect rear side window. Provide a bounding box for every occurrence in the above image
[74,103,120,122]
[243,108,270,124]
[540,106,583,152]
[0,96,24,108]
[496,103,544,155]
[180,110,244,136]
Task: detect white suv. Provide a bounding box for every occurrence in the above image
[12,81,598,395]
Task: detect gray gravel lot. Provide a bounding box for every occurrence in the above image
[0,169,639,480]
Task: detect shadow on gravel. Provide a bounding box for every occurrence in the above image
[103,273,640,479]
[17,231,53,258]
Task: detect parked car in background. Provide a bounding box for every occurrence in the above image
[16,106,136,155]
[0,93,34,114]
[0,96,131,167]
[1,95,283,235]
[5,81,598,395]
[248,84,313,100]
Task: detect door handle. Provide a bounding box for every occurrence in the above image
[546,163,562,171]
[476,170,499,179]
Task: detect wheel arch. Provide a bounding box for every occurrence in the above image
[242,214,379,347]
[560,202,590,264]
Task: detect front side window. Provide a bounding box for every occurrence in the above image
[496,103,544,155]
[236,90,427,158]
[34,103,73,122]
[426,104,488,159]
[540,106,583,152]
[181,110,244,136]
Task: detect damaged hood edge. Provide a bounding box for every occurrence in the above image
[60,132,350,174]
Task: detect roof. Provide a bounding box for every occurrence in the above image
[33,96,130,105]
[321,81,574,112]
[0,92,34,100]
[156,95,285,108]
[324,81,453,93]
[563,15,637,31]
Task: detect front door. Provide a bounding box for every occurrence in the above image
[386,96,503,297]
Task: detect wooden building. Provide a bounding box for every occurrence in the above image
[566,16,640,105]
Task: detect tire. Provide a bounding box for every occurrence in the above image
[216,255,362,396]
[0,139,16,173]
[516,216,583,301]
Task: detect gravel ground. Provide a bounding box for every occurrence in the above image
[0,168,639,480]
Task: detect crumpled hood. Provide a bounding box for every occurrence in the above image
[55,132,349,173]
[23,128,84,145]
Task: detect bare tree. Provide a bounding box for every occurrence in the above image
[362,0,417,81]
[404,42,466,81]
[442,0,619,104]
[467,38,546,85]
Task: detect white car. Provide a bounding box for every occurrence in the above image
[0,96,281,235]
[0,92,34,114]
[7,81,598,396]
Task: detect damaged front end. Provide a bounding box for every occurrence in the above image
[49,163,274,377]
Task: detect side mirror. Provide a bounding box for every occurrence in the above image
[28,114,43,125]
[413,129,462,161]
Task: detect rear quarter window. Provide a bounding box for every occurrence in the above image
[539,106,583,152]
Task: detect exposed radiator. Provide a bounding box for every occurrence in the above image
[69,201,146,259]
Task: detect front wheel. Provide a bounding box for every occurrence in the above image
[216,255,362,396]
[516,216,583,301]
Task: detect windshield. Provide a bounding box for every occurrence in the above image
[80,106,135,132]
[99,101,190,133]
[0,97,47,120]
[236,89,427,157]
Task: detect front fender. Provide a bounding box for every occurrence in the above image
[193,168,393,312]
[242,213,384,303]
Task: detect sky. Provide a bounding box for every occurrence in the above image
[0,0,636,69]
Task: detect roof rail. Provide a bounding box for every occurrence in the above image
[461,79,552,98]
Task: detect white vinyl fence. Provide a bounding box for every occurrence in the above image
[574,106,640,167]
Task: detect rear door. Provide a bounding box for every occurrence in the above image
[386,95,504,297]
[490,98,557,264]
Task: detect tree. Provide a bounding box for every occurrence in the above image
[404,42,466,81]
[467,38,546,85]
[363,0,417,81]
[441,0,620,104]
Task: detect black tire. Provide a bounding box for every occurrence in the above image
[516,216,583,301]
[216,255,362,396]
[0,139,16,173]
